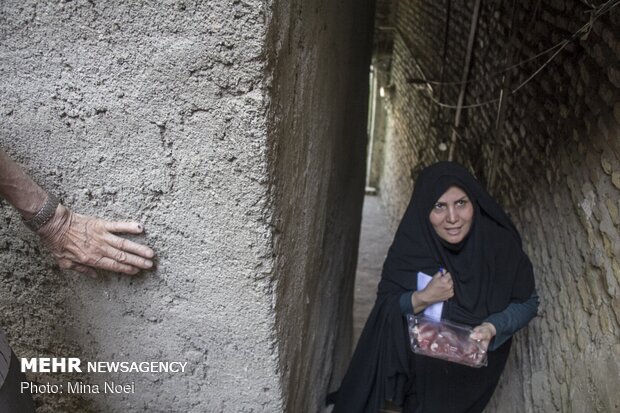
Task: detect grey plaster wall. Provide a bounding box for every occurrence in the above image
[1,0,376,412]
[265,0,373,411]
[1,1,282,411]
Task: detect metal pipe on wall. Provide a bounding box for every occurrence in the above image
[448,0,482,161]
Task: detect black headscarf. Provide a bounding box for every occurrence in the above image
[382,161,535,325]
[331,162,535,413]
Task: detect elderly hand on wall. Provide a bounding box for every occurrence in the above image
[37,203,155,277]
[0,148,155,277]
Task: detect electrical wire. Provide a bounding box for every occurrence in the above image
[426,90,501,110]
[411,0,617,88]
[407,0,619,109]
[408,40,567,87]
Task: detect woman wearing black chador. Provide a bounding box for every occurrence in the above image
[329,162,539,413]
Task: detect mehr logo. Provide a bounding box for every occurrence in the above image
[21,358,82,373]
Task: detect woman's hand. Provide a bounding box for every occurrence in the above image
[37,204,155,277]
[421,270,455,303]
[470,322,497,351]
[412,270,454,313]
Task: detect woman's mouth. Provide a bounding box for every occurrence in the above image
[445,227,461,235]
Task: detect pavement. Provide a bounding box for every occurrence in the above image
[325,195,399,413]
[353,195,400,413]
[352,194,395,345]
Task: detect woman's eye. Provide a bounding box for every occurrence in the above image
[456,199,468,206]
[434,203,444,210]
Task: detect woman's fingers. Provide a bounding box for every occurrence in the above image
[425,270,456,301]
[470,323,496,351]
[44,209,155,277]
[59,251,145,275]
[100,244,153,269]
[442,274,454,299]
[56,258,98,278]
[67,230,153,272]
[103,220,145,235]
[72,264,98,278]
[104,233,155,259]
[439,273,453,289]
[56,258,75,270]
[91,256,140,275]
[80,216,154,266]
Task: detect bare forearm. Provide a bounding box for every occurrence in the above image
[0,148,47,219]
[1,148,154,276]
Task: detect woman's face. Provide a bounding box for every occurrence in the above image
[429,186,474,244]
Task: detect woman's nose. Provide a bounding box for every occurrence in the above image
[446,207,458,223]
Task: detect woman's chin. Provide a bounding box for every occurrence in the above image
[442,233,464,244]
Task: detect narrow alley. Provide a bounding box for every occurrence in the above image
[352,195,400,413]
[0,1,618,412]
[353,195,394,346]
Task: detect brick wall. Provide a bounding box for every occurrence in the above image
[374,0,620,411]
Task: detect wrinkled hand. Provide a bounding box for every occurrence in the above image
[37,204,155,277]
[470,322,496,351]
[420,270,454,304]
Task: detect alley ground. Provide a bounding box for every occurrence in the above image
[352,195,394,344]
[326,194,396,413]
[352,195,400,413]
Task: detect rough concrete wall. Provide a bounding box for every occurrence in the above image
[264,0,374,412]
[0,1,283,412]
[374,0,620,411]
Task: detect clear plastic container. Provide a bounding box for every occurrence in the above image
[407,314,488,368]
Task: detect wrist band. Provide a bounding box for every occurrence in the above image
[23,193,60,232]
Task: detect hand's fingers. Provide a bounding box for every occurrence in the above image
[57,258,75,270]
[72,264,89,273]
[92,257,141,275]
[473,337,490,351]
[439,276,452,290]
[57,259,98,278]
[470,332,483,341]
[104,234,155,259]
[471,327,491,341]
[101,244,153,269]
[73,264,98,278]
[103,220,145,235]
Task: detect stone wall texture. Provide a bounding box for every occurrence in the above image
[0,1,372,412]
[373,0,620,412]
